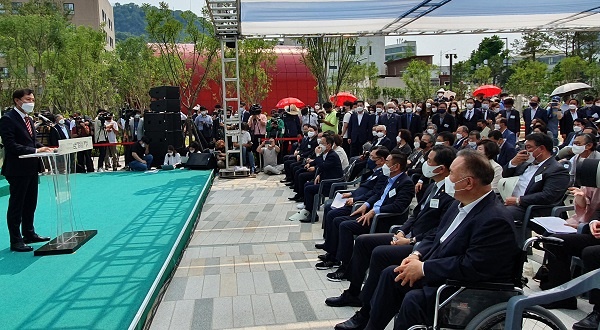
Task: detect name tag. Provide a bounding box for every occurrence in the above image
[535,174,543,183]
[307,144,311,148]
[510,115,515,119]
[388,189,396,198]
[444,124,449,128]
[430,199,439,209]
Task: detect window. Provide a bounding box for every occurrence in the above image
[102,9,106,22]
[369,46,372,56]
[63,3,74,14]
[1,67,9,78]
[347,45,356,55]
[108,18,112,30]
[11,2,22,14]
[109,37,113,48]
[0,4,5,14]
[329,65,338,70]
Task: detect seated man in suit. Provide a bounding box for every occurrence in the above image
[495,117,517,147]
[324,145,455,303]
[289,134,344,222]
[334,149,519,330]
[281,125,317,183]
[502,133,570,223]
[557,118,587,160]
[316,147,390,249]
[453,126,469,149]
[488,129,517,167]
[316,152,414,275]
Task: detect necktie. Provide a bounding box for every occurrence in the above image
[468,111,472,121]
[25,117,33,136]
[421,183,438,210]
[407,114,411,127]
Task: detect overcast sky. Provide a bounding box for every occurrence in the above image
[111,1,523,64]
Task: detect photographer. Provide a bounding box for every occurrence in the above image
[93,109,109,172]
[320,102,338,134]
[282,105,302,157]
[71,116,94,173]
[104,114,119,171]
[247,103,267,155]
[194,106,213,142]
[266,113,284,138]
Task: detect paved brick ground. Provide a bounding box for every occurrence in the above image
[150,173,590,330]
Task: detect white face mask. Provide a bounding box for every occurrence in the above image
[413,141,420,149]
[372,131,378,136]
[596,103,600,107]
[405,107,412,113]
[135,114,141,119]
[376,132,384,138]
[435,141,444,145]
[482,104,489,110]
[168,152,173,156]
[450,107,457,112]
[527,147,539,163]
[438,93,444,97]
[427,129,435,135]
[21,102,35,113]
[314,105,320,110]
[569,104,578,110]
[468,141,477,147]
[201,111,207,116]
[58,119,65,125]
[466,103,474,110]
[426,103,432,108]
[456,133,463,140]
[141,143,146,148]
[431,107,437,113]
[494,124,501,130]
[381,163,391,177]
[444,176,468,198]
[307,131,315,138]
[396,136,402,143]
[415,107,422,112]
[376,107,383,113]
[387,109,395,114]
[573,126,582,132]
[572,145,586,155]
[422,162,442,178]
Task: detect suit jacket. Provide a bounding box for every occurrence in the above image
[560,110,585,136]
[371,136,394,151]
[416,192,519,287]
[582,105,600,121]
[480,109,495,122]
[365,172,415,215]
[49,124,71,147]
[0,109,44,176]
[460,109,483,132]
[497,141,517,167]
[558,131,578,149]
[378,113,401,139]
[241,109,250,123]
[431,113,456,133]
[453,136,467,150]
[352,168,388,202]
[299,136,319,158]
[502,157,570,208]
[348,112,374,145]
[523,107,547,135]
[400,113,421,137]
[397,182,454,242]
[128,118,144,141]
[313,149,344,181]
[499,109,520,136]
[501,128,517,147]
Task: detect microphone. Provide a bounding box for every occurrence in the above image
[38,114,52,123]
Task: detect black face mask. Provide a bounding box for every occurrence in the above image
[420,141,428,149]
[530,102,538,108]
[438,109,447,114]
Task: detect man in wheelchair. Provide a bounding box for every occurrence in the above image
[335,150,520,330]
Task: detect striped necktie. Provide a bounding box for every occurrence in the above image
[25,117,33,136]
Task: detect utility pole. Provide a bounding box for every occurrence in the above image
[445,53,457,90]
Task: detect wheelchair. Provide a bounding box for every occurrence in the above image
[406,236,567,330]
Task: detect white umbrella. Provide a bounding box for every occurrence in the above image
[551,82,591,96]
[444,90,457,99]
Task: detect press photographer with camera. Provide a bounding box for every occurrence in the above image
[104,113,119,171]
[71,116,94,173]
[247,103,267,156]
[94,109,109,172]
[266,112,284,138]
[320,102,338,134]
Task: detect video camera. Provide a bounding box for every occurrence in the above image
[250,104,262,116]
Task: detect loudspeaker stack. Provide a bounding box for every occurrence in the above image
[146,86,184,166]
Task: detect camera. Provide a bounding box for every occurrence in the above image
[250,103,262,116]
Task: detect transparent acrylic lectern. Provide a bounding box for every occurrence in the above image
[20,137,97,256]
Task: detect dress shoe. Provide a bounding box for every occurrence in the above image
[316,260,340,270]
[288,194,300,201]
[318,253,330,261]
[280,178,289,183]
[539,297,577,310]
[573,310,600,330]
[299,214,318,223]
[285,182,294,187]
[335,311,369,330]
[315,242,325,250]
[327,266,349,282]
[23,234,51,244]
[293,195,304,202]
[10,243,33,252]
[326,290,362,307]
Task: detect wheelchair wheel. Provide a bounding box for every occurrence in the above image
[464,302,567,330]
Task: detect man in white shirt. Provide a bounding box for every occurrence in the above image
[104,114,119,171]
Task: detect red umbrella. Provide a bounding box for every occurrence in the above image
[473,85,502,98]
[276,97,305,109]
[330,92,357,106]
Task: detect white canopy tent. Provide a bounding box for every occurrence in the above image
[206,0,600,38]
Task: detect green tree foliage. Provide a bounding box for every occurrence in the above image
[549,32,600,62]
[403,60,436,101]
[505,60,549,96]
[511,32,551,61]
[343,62,379,101]
[472,66,492,85]
[468,35,508,85]
[236,39,278,105]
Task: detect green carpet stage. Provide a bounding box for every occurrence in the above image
[0,169,213,330]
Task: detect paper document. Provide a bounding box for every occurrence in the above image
[331,193,348,209]
[531,217,577,234]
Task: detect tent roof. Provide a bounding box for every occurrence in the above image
[206,0,600,38]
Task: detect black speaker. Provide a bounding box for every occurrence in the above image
[144,113,182,132]
[149,86,180,99]
[185,152,216,170]
[150,99,181,112]
[146,130,184,147]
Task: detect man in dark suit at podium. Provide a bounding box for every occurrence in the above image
[0,89,52,252]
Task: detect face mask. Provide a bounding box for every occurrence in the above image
[431,107,437,113]
[426,103,432,108]
[58,119,65,125]
[141,143,146,148]
[427,129,435,135]
[466,103,474,110]
[420,141,428,149]
[168,152,173,156]
[366,158,376,170]
[376,107,383,113]
[444,176,469,198]
[530,102,538,108]
[416,107,422,112]
[572,145,586,155]
[405,107,412,113]
[596,103,600,107]
[482,104,489,110]
[387,109,395,114]
[314,105,320,110]
[376,132,384,138]
[438,109,447,114]
[381,164,391,177]
[189,149,195,153]
[356,107,364,113]
[372,131,378,137]
[396,136,402,143]
[435,141,444,146]
[201,111,207,116]
[569,104,577,110]
[493,108,500,113]
[494,124,501,130]
[21,102,35,113]
[307,131,315,138]
[422,162,442,178]
[414,141,420,149]
[450,107,457,112]
[438,93,444,97]
[135,114,140,119]
[527,147,539,163]
[468,141,477,147]
[573,126,582,132]
[456,133,462,140]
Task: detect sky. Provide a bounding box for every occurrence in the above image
[111,1,523,64]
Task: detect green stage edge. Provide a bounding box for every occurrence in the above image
[0,169,214,330]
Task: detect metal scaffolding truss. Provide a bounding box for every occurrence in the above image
[205,0,240,37]
[377,0,452,35]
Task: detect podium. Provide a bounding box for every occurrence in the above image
[20,137,97,256]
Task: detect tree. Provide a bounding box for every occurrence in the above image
[551,56,588,84]
[236,39,277,105]
[505,60,549,96]
[342,62,379,100]
[511,31,551,61]
[549,32,600,62]
[296,37,362,103]
[468,35,508,85]
[403,60,436,101]
[144,2,219,115]
[472,66,492,85]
